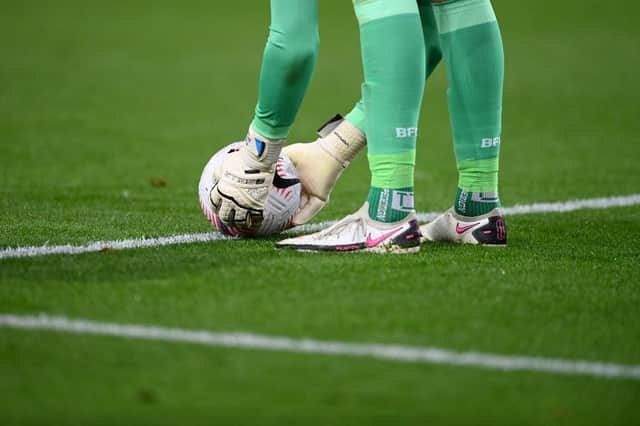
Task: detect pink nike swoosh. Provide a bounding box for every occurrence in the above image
[456,222,480,234]
[366,228,402,248]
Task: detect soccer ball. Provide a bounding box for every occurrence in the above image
[198,142,302,236]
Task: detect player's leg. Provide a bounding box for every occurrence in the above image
[211,0,320,232]
[345,0,442,133]
[283,0,442,227]
[278,0,425,253]
[252,0,319,142]
[422,0,507,245]
[361,0,425,226]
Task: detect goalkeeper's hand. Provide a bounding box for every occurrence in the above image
[284,115,366,226]
[210,128,284,234]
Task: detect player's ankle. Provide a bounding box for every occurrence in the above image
[454,187,500,217]
[367,187,415,223]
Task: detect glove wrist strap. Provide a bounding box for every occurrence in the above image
[242,126,285,171]
[317,116,366,168]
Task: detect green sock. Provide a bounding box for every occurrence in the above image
[434,0,504,214]
[454,187,500,216]
[368,187,415,223]
[251,0,319,139]
[454,157,500,216]
[346,0,442,135]
[352,0,425,223]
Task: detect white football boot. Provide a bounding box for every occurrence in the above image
[277,203,422,254]
[421,208,507,246]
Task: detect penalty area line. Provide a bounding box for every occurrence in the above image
[1,193,640,260]
[1,313,639,381]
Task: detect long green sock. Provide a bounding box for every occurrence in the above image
[251,0,319,139]
[434,0,504,216]
[352,0,425,223]
[345,0,442,134]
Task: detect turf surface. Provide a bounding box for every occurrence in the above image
[1,0,639,424]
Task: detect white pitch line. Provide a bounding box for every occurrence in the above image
[297,193,640,232]
[499,193,640,216]
[1,313,639,381]
[1,193,639,260]
[0,233,231,260]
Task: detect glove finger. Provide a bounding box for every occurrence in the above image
[217,199,239,225]
[214,183,244,224]
[209,186,222,213]
[292,195,326,226]
[222,202,253,228]
[232,206,250,230]
[230,206,261,235]
[233,212,263,235]
[246,210,263,231]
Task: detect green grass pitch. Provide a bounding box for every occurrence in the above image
[1,0,640,424]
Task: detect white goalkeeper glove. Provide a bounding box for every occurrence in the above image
[284,115,366,226]
[210,127,284,234]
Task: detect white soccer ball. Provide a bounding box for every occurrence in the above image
[198,142,302,236]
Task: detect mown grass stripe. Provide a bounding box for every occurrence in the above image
[1,313,639,380]
[1,194,639,260]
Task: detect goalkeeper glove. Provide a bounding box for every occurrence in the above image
[284,114,366,226]
[210,127,284,234]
